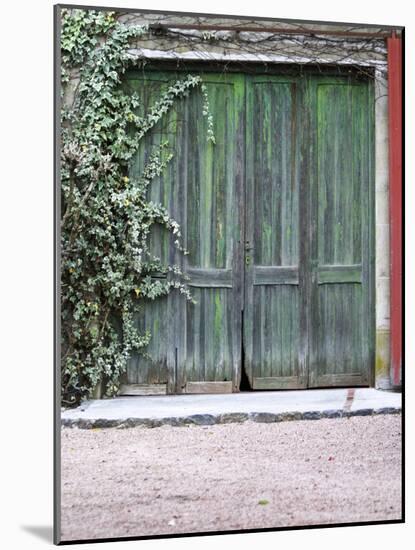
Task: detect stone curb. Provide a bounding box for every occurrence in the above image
[61,406,401,429]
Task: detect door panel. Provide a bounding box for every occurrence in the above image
[124,73,177,389]
[185,287,234,384]
[182,74,244,391]
[125,71,244,393]
[251,285,301,388]
[244,76,305,389]
[309,77,374,387]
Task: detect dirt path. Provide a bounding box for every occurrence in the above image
[60,415,401,541]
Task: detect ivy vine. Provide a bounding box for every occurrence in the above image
[60,8,214,405]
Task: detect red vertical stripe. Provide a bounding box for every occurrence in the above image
[387,35,403,386]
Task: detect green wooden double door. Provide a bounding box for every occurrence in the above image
[124,68,374,394]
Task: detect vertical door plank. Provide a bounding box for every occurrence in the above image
[183,73,244,391]
[245,75,303,389]
[310,75,374,387]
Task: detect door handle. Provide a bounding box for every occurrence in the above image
[245,241,253,266]
[244,241,253,252]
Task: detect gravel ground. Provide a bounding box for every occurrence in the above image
[60,415,402,542]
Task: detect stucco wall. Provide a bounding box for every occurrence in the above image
[374,71,392,389]
[119,12,388,70]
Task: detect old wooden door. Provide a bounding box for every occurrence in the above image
[180,72,245,393]
[124,68,374,394]
[307,75,374,387]
[244,73,374,389]
[123,70,244,394]
[244,75,305,389]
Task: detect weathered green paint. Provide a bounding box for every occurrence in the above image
[309,75,374,387]
[123,73,176,386]
[125,71,244,391]
[183,74,244,387]
[124,68,374,392]
[244,75,302,389]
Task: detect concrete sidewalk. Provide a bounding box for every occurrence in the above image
[61,388,401,429]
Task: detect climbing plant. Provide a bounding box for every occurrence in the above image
[60,8,214,405]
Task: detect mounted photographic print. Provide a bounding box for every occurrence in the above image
[54,4,404,544]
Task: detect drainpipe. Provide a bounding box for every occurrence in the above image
[387,32,403,388]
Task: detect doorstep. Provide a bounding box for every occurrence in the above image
[61,387,401,429]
